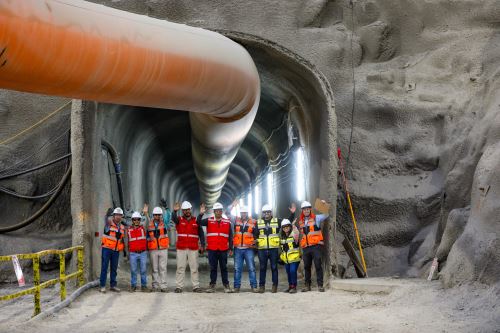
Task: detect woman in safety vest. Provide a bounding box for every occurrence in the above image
[279,219,301,294]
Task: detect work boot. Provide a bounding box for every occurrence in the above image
[160,288,169,293]
[318,286,325,292]
[283,285,291,293]
[152,287,160,292]
[174,288,182,293]
[141,286,151,293]
[251,287,259,293]
[224,284,234,293]
[129,286,136,293]
[205,284,216,293]
[99,287,106,293]
[258,286,265,293]
[110,286,121,292]
[289,286,297,294]
[272,285,278,293]
[192,287,203,293]
[301,283,311,292]
[234,288,240,293]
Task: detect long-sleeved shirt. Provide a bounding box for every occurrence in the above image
[298,213,329,228]
[197,214,233,250]
[171,210,205,247]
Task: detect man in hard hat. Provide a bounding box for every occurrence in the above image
[99,207,126,293]
[126,211,149,292]
[197,202,233,293]
[144,205,170,292]
[256,203,296,293]
[228,202,258,293]
[171,201,205,293]
[297,200,329,292]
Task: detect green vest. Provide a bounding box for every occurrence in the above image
[257,218,280,249]
[280,235,301,263]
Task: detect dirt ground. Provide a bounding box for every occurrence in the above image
[1,253,499,333]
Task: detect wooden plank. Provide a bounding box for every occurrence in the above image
[342,237,366,278]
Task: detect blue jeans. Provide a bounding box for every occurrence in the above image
[129,251,147,287]
[100,247,120,288]
[207,250,229,285]
[233,248,257,288]
[257,248,279,287]
[285,262,300,287]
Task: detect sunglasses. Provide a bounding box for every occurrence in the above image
[132,218,141,221]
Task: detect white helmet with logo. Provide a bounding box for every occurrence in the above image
[131,211,142,219]
[301,201,312,209]
[113,207,124,215]
[281,219,291,226]
[261,204,272,212]
[239,205,249,213]
[181,201,192,210]
[152,207,163,215]
[213,202,223,210]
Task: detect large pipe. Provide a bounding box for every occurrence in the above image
[0,0,260,204]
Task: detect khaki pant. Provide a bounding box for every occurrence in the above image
[176,249,199,289]
[150,249,168,289]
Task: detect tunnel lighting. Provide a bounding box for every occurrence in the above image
[254,185,260,215]
[267,172,274,208]
[247,192,253,217]
[296,147,306,201]
[231,205,238,217]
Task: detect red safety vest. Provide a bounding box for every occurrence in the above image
[299,214,324,248]
[147,220,169,250]
[101,220,125,251]
[206,217,231,251]
[176,216,200,250]
[127,226,147,252]
[233,218,255,248]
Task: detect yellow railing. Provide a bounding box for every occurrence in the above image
[0,246,84,316]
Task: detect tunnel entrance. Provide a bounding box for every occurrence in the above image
[74,32,336,279]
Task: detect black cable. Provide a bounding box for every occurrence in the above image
[0,185,58,200]
[346,0,356,170]
[0,153,71,180]
[0,163,71,233]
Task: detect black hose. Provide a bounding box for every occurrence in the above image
[101,140,124,209]
[0,153,71,180]
[0,163,71,233]
[0,185,58,199]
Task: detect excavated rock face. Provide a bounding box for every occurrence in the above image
[0,0,499,285]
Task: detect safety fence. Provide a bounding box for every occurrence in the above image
[0,246,84,316]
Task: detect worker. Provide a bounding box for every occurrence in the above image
[230,203,258,293]
[126,211,149,292]
[197,202,233,293]
[297,200,329,292]
[279,219,301,293]
[171,201,205,293]
[144,205,170,292]
[99,207,126,293]
[255,203,296,293]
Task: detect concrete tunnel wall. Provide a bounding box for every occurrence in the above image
[70,33,336,280]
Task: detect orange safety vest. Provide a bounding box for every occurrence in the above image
[147,220,169,250]
[101,220,125,251]
[299,215,324,248]
[233,218,255,248]
[206,217,231,251]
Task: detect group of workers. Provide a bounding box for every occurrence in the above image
[99,199,328,294]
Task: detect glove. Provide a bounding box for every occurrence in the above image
[282,243,289,252]
[278,258,285,265]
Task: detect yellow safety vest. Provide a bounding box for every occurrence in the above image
[280,235,301,264]
[257,218,280,249]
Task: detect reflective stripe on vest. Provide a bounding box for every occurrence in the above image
[257,218,280,249]
[101,221,125,251]
[147,221,169,250]
[176,216,200,250]
[280,236,301,263]
[206,217,231,251]
[299,217,324,248]
[127,226,147,252]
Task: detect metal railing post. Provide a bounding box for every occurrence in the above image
[59,253,66,301]
[32,256,41,316]
[77,247,84,287]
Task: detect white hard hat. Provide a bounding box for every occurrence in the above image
[131,212,142,219]
[261,204,272,212]
[113,207,124,215]
[152,207,163,215]
[240,205,248,213]
[301,201,312,209]
[181,201,192,210]
[281,219,291,226]
[213,202,223,210]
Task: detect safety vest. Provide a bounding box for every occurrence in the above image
[176,215,200,250]
[233,218,255,248]
[206,217,231,251]
[127,226,147,252]
[147,220,169,250]
[299,216,324,248]
[101,220,125,251]
[280,235,301,264]
[257,218,280,249]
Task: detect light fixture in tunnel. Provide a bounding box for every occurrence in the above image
[254,185,260,215]
[247,192,253,218]
[296,147,306,201]
[267,172,274,208]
